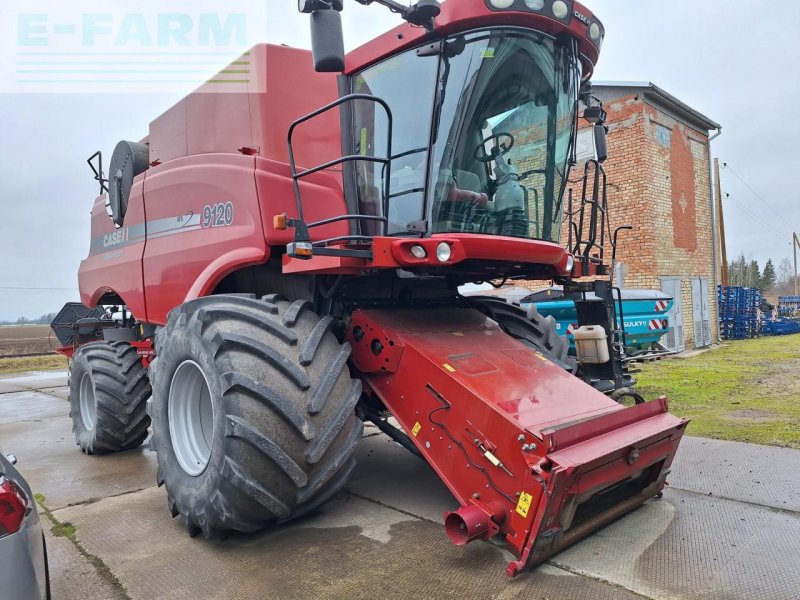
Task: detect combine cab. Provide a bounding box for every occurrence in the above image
[53,0,687,576]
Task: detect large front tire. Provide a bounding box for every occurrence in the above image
[69,342,152,454]
[149,294,362,538]
[471,296,576,371]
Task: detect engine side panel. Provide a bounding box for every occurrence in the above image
[78,180,148,319]
[142,153,267,325]
[255,157,349,246]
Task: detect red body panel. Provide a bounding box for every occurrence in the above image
[256,158,348,247]
[347,308,686,574]
[283,234,572,276]
[141,154,267,325]
[79,183,148,319]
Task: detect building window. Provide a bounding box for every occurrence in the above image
[690,139,706,160]
[655,124,671,147]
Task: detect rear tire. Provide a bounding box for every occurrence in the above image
[69,342,152,454]
[471,296,576,371]
[149,294,362,538]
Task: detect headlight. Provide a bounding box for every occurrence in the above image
[566,254,575,272]
[489,0,515,8]
[410,245,427,259]
[589,23,601,40]
[436,242,452,263]
[524,0,545,9]
[552,0,569,19]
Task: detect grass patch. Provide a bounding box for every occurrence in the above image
[636,335,800,448]
[0,354,67,374]
[51,521,76,538]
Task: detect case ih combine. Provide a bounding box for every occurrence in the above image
[51,0,687,576]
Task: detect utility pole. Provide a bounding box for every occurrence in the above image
[714,158,729,286]
[794,233,800,296]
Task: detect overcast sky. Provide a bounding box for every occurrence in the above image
[0,0,797,321]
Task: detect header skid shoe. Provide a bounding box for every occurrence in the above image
[347,307,687,576]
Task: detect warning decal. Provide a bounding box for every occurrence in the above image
[516,491,534,518]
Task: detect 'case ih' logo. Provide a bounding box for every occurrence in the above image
[103,228,129,248]
[574,11,591,25]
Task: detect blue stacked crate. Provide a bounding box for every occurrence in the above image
[718,286,761,340]
[778,296,800,317]
[762,318,800,336]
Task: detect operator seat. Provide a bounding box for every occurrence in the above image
[434,169,489,233]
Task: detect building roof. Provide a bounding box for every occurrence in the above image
[592,81,721,133]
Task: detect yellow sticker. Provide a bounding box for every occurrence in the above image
[516,491,533,518]
[442,363,456,372]
[481,48,495,59]
[411,422,422,437]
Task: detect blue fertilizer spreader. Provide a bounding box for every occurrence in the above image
[520,288,674,355]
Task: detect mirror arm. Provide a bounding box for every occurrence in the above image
[353,0,441,30]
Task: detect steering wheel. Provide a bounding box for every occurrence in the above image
[474,132,515,163]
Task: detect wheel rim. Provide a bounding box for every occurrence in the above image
[79,372,97,431]
[168,360,214,476]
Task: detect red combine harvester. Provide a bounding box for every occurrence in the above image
[51,0,687,576]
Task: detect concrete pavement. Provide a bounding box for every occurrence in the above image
[2,369,799,599]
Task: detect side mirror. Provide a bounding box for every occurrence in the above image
[310,9,345,72]
[594,124,608,163]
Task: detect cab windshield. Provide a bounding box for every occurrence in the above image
[351,28,581,242]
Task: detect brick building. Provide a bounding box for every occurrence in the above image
[571,82,721,351]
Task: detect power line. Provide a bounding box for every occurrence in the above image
[722,163,794,236]
[726,196,787,239]
[725,195,792,243]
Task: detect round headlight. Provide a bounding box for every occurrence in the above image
[436,242,452,263]
[489,0,515,8]
[410,245,427,259]
[589,23,601,40]
[523,0,545,9]
[552,0,569,19]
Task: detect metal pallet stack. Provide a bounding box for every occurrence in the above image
[762,318,800,336]
[718,286,761,340]
[778,296,800,317]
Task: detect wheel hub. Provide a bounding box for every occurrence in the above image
[168,360,214,476]
[78,372,97,431]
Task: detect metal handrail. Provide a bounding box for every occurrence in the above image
[295,155,388,179]
[571,159,608,270]
[287,93,394,237]
[312,235,374,247]
[306,214,387,229]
